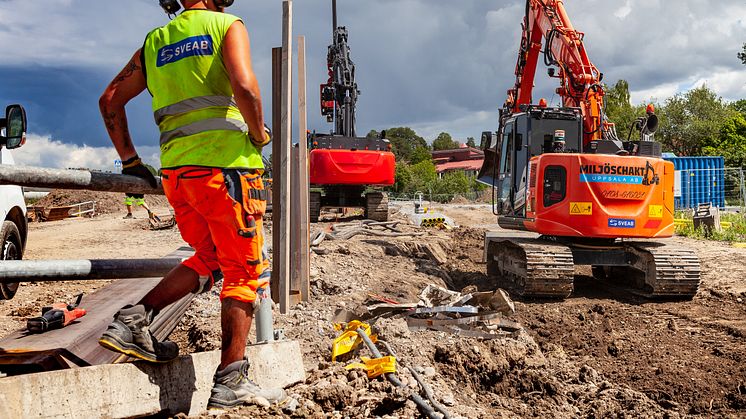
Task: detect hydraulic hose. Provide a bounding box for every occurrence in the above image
[356,328,447,419]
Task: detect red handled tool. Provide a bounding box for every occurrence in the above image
[27,294,86,334]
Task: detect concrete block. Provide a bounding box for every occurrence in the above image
[0,340,305,419]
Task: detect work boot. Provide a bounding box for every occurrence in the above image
[123,213,133,219]
[98,304,179,363]
[207,358,287,409]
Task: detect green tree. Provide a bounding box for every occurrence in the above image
[367,129,380,139]
[466,137,477,148]
[658,85,732,156]
[385,127,428,162]
[393,162,413,193]
[409,145,432,165]
[731,99,746,117]
[703,113,746,167]
[408,160,438,193]
[432,171,471,196]
[739,43,746,65]
[604,79,647,137]
[432,132,458,151]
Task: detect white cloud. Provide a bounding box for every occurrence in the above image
[1,0,745,144]
[614,1,632,19]
[411,111,496,142]
[12,134,160,171]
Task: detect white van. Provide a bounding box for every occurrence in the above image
[0,105,29,300]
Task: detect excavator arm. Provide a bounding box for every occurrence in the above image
[506,0,614,145]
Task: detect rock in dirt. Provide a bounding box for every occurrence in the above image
[312,379,358,411]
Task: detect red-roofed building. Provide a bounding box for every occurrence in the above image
[431,145,485,178]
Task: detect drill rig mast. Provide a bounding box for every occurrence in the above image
[309,0,395,223]
[320,0,360,137]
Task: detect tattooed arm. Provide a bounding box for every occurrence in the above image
[99,50,147,160]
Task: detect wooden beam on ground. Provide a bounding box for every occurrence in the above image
[277,0,293,314]
[0,342,305,418]
[271,46,282,304]
[297,35,310,302]
[0,248,194,374]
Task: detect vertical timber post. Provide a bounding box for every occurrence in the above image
[290,145,302,305]
[279,0,293,314]
[271,47,282,304]
[297,36,310,302]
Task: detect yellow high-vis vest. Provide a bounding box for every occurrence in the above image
[143,10,263,169]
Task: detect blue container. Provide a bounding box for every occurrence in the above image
[663,156,725,209]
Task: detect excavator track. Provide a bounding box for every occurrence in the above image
[487,238,574,298]
[622,242,701,298]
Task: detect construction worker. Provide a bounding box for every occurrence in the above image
[122,193,156,219]
[97,0,283,409]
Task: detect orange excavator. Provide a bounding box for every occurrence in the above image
[478,0,701,298]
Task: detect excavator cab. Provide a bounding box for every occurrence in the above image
[478,107,582,218]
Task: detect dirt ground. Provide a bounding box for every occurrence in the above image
[1,202,745,418]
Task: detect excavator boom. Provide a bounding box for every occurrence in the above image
[507,0,609,145]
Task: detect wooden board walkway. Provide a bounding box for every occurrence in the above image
[0,247,194,375]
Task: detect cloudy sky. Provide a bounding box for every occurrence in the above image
[1,0,745,170]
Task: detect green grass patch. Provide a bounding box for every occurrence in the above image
[675,211,746,242]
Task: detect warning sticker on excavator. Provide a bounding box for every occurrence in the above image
[648,205,663,219]
[570,202,593,215]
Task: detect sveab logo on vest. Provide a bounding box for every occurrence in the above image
[157,35,214,67]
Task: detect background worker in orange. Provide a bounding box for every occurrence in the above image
[97,0,284,408]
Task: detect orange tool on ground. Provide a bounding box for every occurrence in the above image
[27,294,86,334]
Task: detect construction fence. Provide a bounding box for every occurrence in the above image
[674,167,746,210]
[388,190,491,204]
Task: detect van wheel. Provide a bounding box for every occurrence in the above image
[0,221,22,300]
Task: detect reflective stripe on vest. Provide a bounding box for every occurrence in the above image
[143,10,264,169]
[160,117,247,146]
[154,95,237,124]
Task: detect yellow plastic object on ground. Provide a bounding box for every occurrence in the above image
[733,243,746,249]
[346,356,397,379]
[331,320,377,361]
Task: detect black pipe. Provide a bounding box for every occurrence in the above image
[356,328,443,419]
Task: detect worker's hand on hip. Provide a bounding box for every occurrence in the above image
[121,155,158,189]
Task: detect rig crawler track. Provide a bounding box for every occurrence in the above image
[487,237,702,300]
[622,242,701,298]
[487,238,575,298]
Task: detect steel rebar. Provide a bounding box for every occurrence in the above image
[0,165,164,195]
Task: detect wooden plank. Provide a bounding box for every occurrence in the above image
[290,145,302,300]
[0,248,194,374]
[271,46,283,304]
[278,0,293,314]
[297,35,310,302]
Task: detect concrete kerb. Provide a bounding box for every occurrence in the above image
[0,340,305,418]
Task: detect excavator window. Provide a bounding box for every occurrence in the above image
[499,122,514,175]
[542,165,566,207]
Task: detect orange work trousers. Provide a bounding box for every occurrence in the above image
[161,167,270,303]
